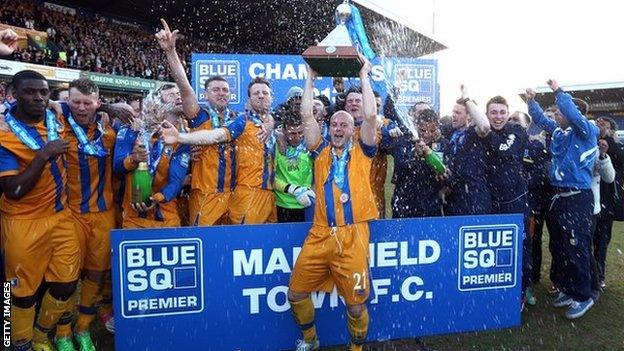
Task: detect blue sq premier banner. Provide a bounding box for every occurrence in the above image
[118,238,204,318]
[458,224,519,291]
[112,214,523,350]
[191,53,439,114]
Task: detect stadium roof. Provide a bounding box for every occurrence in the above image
[518,81,624,114]
[61,0,447,56]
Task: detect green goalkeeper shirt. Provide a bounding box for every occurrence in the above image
[274,144,313,209]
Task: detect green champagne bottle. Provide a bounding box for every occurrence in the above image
[132,161,153,205]
[424,149,446,174]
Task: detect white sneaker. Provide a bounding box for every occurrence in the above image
[105,316,115,334]
[552,292,573,308]
[295,338,320,351]
[565,298,594,319]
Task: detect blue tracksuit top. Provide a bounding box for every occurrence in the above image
[381,122,447,216]
[527,89,598,189]
[444,125,491,214]
[484,123,528,203]
[523,138,553,212]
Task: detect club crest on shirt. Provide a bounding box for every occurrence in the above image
[458,134,465,146]
[287,158,300,172]
[117,127,127,140]
[499,134,516,151]
[163,146,172,157]
[179,153,190,168]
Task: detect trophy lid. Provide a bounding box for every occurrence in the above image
[318,24,353,47]
[335,1,352,24]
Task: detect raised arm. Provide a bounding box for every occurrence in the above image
[359,58,377,147]
[525,88,557,134]
[302,66,321,150]
[99,103,135,125]
[0,29,19,56]
[155,19,200,118]
[461,84,490,137]
[160,115,246,145]
[548,79,598,139]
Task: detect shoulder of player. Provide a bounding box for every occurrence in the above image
[353,138,378,158]
[171,143,191,155]
[0,131,32,156]
[102,124,117,146]
[0,129,16,148]
[314,142,332,158]
[115,125,138,144]
[500,123,528,142]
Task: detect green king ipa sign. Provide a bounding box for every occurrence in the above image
[88,73,157,91]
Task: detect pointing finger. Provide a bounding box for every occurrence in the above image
[160,18,170,32]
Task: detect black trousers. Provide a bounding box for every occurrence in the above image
[546,189,593,301]
[593,214,614,282]
[529,209,548,282]
[589,215,601,292]
[492,194,532,292]
[277,206,306,223]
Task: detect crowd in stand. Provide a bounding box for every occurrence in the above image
[0,0,222,79]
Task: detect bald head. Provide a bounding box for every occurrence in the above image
[330,110,355,125]
[329,111,355,149]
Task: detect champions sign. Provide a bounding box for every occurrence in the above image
[191,53,439,114]
[112,215,523,350]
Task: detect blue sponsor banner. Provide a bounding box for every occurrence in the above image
[112,214,522,350]
[191,53,439,115]
[118,238,204,318]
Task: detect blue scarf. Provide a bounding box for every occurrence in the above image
[330,139,352,190]
[5,109,60,150]
[67,114,108,157]
[208,105,230,129]
[247,110,276,150]
[137,130,164,176]
[450,128,467,155]
[284,141,306,159]
[246,109,265,126]
[148,139,165,176]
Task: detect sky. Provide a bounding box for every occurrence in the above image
[368,0,624,115]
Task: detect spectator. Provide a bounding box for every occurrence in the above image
[523,107,554,285]
[594,116,624,288]
[589,139,615,298]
